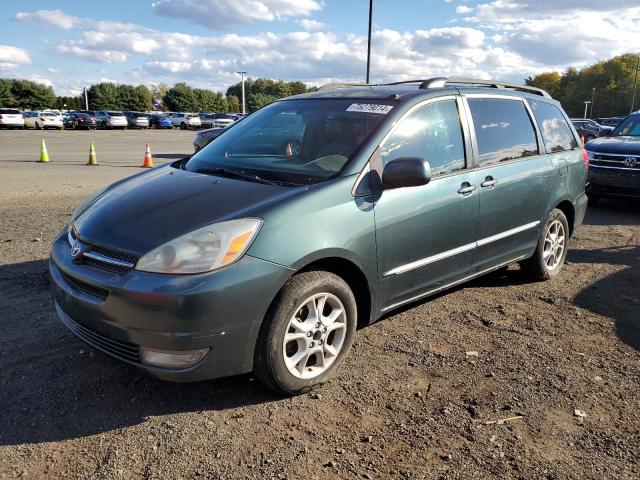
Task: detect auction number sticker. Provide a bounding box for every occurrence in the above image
[346,103,394,114]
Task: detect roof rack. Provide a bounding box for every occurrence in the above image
[317,82,371,91]
[383,77,551,98]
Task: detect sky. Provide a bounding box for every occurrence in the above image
[1,0,640,97]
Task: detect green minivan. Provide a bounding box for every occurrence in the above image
[50,78,588,395]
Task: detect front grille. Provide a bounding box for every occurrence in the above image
[68,229,139,275]
[61,271,109,301]
[59,308,140,363]
[590,152,640,170]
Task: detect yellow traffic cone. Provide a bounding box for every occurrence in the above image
[87,141,97,165]
[39,138,50,163]
[142,143,153,168]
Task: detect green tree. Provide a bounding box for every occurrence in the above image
[525,72,561,99]
[55,95,83,110]
[162,82,198,112]
[4,79,56,109]
[247,92,277,111]
[0,79,14,106]
[227,94,241,113]
[88,82,120,110]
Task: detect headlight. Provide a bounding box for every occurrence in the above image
[135,218,262,274]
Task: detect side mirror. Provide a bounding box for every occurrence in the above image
[381,157,431,189]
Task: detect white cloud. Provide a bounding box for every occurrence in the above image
[456,6,473,14]
[54,44,129,63]
[151,0,322,30]
[295,19,327,31]
[16,9,81,30]
[0,45,31,69]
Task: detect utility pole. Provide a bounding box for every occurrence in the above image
[631,54,640,114]
[84,87,89,110]
[590,87,595,119]
[583,101,591,119]
[366,0,373,84]
[236,71,247,115]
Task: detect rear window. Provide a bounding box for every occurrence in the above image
[214,114,235,119]
[41,112,56,117]
[133,112,147,118]
[108,111,123,116]
[468,98,539,166]
[1,109,20,114]
[527,99,578,152]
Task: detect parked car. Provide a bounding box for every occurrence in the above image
[24,110,64,130]
[0,108,25,128]
[211,113,236,129]
[67,112,97,130]
[124,111,149,129]
[95,110,127,129]
[50,78,587,395]
[571,120,601,143]
[596,117,625,128]
[193,127,225,151]
[571,118,613,137]
[148,113,172,129]
[585,113,640,202]
[199,113,215,129]
[170,112,201,129]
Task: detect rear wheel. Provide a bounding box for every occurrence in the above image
[521,208,569,281]
[254,271,357,395]
[180,122,187,130]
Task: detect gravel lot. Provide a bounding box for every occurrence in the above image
[0,130,639,479]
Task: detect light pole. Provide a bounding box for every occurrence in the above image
[236,71,246,115]
[590,87,595,119]
[84,87,89,111]
[583,101,591,119]
[366,0,373,83]
[631,54,640,114]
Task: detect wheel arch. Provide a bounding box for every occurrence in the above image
[554,199,575,237]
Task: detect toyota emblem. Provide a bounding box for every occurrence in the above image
[70,240,82,259]
[624,156,638,168]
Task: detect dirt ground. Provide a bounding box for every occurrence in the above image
[0,130,639,479]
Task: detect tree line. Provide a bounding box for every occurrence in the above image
[0,77,314,113]
[526,53,640,118]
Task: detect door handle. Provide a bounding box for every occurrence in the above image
[481,176,497,188]
[457,183,477,195]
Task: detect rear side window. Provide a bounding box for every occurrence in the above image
[527,99,578,152]
[381,99,466,178]
[467,98,538,166]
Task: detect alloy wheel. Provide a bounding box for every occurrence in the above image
[282,293,347,379]
[542,219,565,271]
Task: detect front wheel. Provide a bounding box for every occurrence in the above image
[254,271,357,395]
[521,208,569,281]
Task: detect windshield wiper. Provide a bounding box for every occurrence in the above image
[194,167,280,186]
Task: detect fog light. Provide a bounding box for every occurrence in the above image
[140,347,210,369]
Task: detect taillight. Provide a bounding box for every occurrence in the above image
[581,149,589,169]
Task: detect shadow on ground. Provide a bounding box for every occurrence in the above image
[0,259,278,446]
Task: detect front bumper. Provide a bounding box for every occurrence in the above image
[587,166,640,198]
[49,229,292,381]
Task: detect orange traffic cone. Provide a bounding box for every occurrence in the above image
[142,143,153,168]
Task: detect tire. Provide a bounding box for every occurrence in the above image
[254,270,357,396]
[101,121,107,129]
[36,123,41,130]
[180,122,186,130]
[521,208,569,281]
[587,194,599,206]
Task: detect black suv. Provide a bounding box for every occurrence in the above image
[585,113,640,201]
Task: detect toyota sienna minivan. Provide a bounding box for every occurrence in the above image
[50,78,588,395]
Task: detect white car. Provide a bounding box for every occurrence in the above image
[0,108,25,128]
[170,113,201,129]
[24,111,63,130]
[94,110,128,129]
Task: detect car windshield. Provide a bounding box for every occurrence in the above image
[612,116,640,136]
[185,98,392,185]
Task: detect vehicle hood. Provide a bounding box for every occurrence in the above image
[586,136,640,155]
[73,166,305,255]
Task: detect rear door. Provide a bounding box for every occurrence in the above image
[462,95,552,271]
[374,96,480,310]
